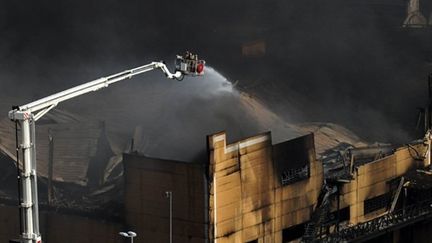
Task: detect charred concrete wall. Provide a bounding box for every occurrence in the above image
[123,154,207,243]
[207,132,323,243]
[0,205,121,243]
[336,144,428,224]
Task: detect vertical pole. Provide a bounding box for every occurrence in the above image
[169,191,173,243]
[30,119,41,240]
[48,130,54,205]
[166,191,173,243]
[426,130,432,169]
[15,121,23,235]
[18,116,41,243]
[20,118,34,243]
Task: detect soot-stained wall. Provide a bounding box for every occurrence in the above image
[208,132,323,242]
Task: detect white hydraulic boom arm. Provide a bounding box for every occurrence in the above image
[8,54,205,243]
[9,61,181,120]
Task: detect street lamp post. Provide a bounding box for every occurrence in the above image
[165,191,173,243]
[119,231,137,243]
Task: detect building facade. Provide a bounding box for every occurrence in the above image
[208,132,323,243]
[123,154,207,243]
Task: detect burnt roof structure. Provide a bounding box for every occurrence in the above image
[0,109,114,186]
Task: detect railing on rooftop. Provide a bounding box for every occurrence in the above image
[318,200,432,242]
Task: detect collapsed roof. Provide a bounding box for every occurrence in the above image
[0,109,114,186]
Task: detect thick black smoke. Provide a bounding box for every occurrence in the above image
[211,0,432,143]
[1,0,432,162]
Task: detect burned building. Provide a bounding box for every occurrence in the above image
[336,145,427,224]
[2,115,432,243]
[0,109,115,187]
[317,143,432,242]
[0,109,124,242]
[206,131,432,242]
[118,131,324,243]
[207,132,323,242]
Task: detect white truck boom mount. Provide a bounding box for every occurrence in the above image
[8,54,205,243]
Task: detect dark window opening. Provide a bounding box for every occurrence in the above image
[364,193,390,215]
[280,164,310,185]
[282,222,306,242]
[273,134,314,186]
[330,207,350,222]
[339,207,350,221]
[245,240,258,243]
